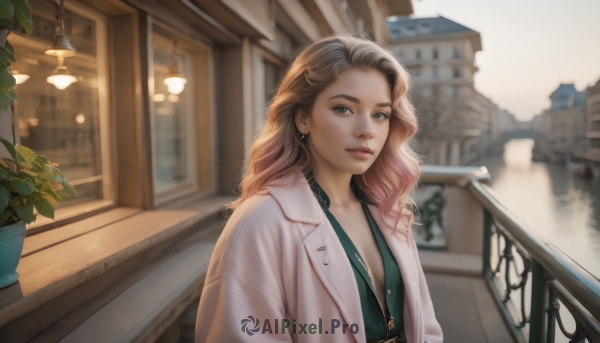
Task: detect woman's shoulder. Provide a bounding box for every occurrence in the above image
[225,192,291,237]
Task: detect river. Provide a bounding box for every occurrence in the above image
[469,138,600,279]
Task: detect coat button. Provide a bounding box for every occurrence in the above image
[388,289,391,295]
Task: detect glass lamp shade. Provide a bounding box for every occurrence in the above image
[12,70,30,84]
[164,76,187,95]
[47,65,78,90]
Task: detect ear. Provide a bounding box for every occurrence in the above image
[294,107,310,135]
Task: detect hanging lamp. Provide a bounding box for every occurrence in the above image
[45,0,77,89]
[163,41,187,95]
[11,69,30,84]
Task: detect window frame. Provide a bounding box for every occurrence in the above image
[146,18,215,206]
[9,0,115,234]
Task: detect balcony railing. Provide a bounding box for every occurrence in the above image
[418,166,600,343]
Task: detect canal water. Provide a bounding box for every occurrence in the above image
[469,138,600,279]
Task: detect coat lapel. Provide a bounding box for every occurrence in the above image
[268,171,364,343]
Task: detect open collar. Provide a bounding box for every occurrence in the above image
[266,170,410,238]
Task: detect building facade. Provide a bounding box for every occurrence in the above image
[387,15,515,166]
[533,83,587,163]
[586,80,600,175]
[0,0,413,341]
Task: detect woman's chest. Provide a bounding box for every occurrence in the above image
[331,208,386,295]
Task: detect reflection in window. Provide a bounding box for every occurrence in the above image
[10,0,105,207]
[152,32,196,194]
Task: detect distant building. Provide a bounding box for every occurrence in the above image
[533,83,587,162]
[582,80,600,175]
[388,16,508,165]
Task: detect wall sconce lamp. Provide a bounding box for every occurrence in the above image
[163,41,187,95]
[45,0,77,90]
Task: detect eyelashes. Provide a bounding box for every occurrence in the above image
[333,106,391,120]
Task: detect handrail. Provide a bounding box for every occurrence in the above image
[467,180,600,319]
[418,166,600,343]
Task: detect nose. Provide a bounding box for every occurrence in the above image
[354,112,375,140]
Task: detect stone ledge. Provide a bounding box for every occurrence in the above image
[0,195,232,342]
[418,250,482,277]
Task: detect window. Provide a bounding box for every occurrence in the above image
[453,86,460,99]
[419,23,432,34]
[409,66,421,77]
[396,49,404,60]
[453,47,461,59]
[415,49,421,60]
[9,0,112,209]
[432,47,438,59]
[403,26,416,37]
[150,31,197,200]
[453,67,462,79]
[432,66,438,79]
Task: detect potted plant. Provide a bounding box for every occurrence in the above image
[0,137,75,288]
[0,0,76,288]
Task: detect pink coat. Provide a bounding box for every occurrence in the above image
[195,171,443,343]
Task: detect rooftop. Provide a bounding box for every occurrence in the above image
[387,15,482,51]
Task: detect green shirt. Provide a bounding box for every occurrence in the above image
[305,173,405,341]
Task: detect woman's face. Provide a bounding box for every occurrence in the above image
[296,68,393,176]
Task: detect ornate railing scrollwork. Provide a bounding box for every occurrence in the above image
[488,218,532,334]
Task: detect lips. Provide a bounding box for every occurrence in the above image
[346,147,373,154]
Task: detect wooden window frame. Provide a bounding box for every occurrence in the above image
[146,18,215,207]
[9,0,116,235]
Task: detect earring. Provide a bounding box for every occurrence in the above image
[300,133,306,140]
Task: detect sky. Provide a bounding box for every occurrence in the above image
[409,0,600,121]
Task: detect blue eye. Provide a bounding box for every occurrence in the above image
[374,112,391,120]
[334,106,351,114]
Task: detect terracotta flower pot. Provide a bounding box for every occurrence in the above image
[0,222,26,288]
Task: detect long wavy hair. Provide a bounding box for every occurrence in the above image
[228,34,421,231]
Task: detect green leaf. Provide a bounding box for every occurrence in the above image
[9,177,35,195]
[0,69,16,110]
[0,42,16,64]
[9,0,32,34]
[43,188,60,202]
[0,1,14,21]
[17,171,35,184]
[0,136,17,161]
[15,144,36,162]
[0,184,8,212]
[34,197,54,219]
[47,165,75,197]
[4,40,14,58]
[14,203,35,224]
[0,18,13,29]
[0,161,15,176]
[0,82,16,110]
[0,211,9,226]
[0,68,15,88]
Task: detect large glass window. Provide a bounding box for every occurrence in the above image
[9,0,111,209]
[150,31,197,200]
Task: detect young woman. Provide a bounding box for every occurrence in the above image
[195,35,443,343]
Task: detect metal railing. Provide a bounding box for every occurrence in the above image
[420,166,600,343]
